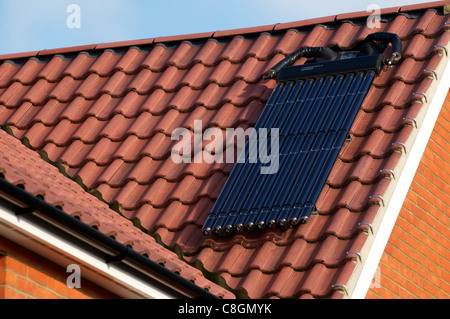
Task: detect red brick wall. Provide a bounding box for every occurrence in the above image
[0,235,118,299]
[366,91,450,299]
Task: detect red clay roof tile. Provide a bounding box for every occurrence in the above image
[154,31,215,44]
[94,38,156,51]
[400,0,450,12]
[335,6,402,22]
[0,2,449,299]
[213,24,276,38]
[0,128,233,298]
[273,14,338,31]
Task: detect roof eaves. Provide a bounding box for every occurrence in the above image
[0,129,234,298]
[0,177,220,299]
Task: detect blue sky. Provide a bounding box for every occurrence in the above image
[0,0,438,55]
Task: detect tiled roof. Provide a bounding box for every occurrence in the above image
[0,1,449,298]
[0,123,233,298]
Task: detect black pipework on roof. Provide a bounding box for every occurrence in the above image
[264,31,402,80]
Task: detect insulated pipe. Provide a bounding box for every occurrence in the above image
[265,32,402,80]
[264,47,327,79]
[0,176,219,299]
[363,32,402,64]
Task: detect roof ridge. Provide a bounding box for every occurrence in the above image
[0,1,447,61]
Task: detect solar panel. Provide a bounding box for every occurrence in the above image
[203,32,401,236]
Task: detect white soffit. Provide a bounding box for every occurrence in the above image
[0,199,178,299]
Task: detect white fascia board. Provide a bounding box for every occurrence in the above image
[350,55,450,299]
[0,199,178,299]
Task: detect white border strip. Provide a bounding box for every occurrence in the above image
[351,57,450,298]
[0,200,175,299]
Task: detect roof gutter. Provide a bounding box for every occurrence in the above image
[0,176,219,299]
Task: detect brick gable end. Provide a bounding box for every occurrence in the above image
[367,90,450,299]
